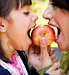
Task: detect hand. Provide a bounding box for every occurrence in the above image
[28,38,53,70]
[46,62,65,75]
[49,49,58,63]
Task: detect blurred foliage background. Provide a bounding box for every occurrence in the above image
[31,0,58,47]
[31,0,49,25]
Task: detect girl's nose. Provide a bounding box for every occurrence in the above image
[32,12,38,22]
[42,5,52,21]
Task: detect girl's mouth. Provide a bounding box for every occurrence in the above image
[27,29,32,40]
[27,27,35,40]
[27,24,36,39]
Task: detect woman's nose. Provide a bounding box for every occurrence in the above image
[42,5,52,21]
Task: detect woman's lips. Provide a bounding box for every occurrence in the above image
[48,22,61,42]
[48,22,57,27]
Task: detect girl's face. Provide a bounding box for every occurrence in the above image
[5,5,38,51]
[43,0,69,51]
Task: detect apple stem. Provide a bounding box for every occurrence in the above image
[43,33,46,36]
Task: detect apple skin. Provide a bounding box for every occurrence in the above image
[31,25,55,46]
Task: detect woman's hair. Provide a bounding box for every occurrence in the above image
[0,0,32,63]
[52,0,69,11]
[0,0,32,17]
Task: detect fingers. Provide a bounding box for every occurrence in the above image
[51,54,58,63]
[46,62,64,75]
[49,49,58,63]
[39,38,53,67]
[53,69,64,75]
[59,69,64,74]
[51,54,56,59]
[53,58,58,63]
[46,62,60,72]
[46,62,65,75]
[49,49,55,56]
[40,38,49,61]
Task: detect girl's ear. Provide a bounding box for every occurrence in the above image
[0,18,6,32]
[0,24,6,32]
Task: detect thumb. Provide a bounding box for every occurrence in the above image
[40,38,49,60]
[46,62,60,72]
[40,38,52,67]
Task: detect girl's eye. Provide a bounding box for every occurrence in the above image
[23,12,30,15]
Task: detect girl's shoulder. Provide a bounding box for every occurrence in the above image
[0,65,11,75]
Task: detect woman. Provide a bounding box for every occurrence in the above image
[0,0,64,75]
[42,0,69,74]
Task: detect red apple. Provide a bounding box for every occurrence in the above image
[31,25,55,46]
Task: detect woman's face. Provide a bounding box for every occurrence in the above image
[5,5,38,51]
[43,0,69,51]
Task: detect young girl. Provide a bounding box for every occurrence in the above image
[0,0,64,75]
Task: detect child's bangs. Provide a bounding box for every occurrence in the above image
[21,0,32,6]
[14,0,32,9]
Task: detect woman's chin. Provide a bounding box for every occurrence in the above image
[58,44,68,51]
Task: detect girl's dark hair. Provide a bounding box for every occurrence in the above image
[52,0,69,11]
[0,0,32,17]
[0,44,11,63]
[0,0,32,63]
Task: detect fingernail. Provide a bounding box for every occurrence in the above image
[40,38,46,44]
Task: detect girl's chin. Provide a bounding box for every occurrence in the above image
[16,48,28,51]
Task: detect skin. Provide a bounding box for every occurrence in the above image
[42,0,69,51]
[0,3,64,75]
[28,38,53,70]
[0,5,38,58]
[1,5,38,51]
[28,38,64,75]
